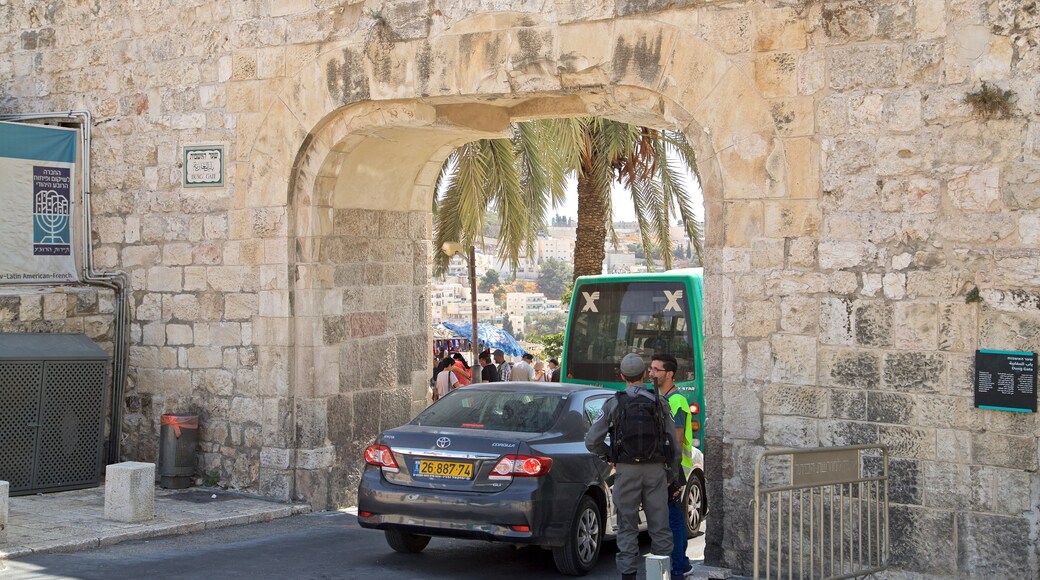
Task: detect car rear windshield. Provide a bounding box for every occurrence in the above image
[413,390,566,433]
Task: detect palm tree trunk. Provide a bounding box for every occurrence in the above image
[573,173,607,280]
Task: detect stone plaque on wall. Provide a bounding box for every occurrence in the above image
[182,144,224,188]
[974,349,1037,413]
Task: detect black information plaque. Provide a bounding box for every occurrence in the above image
[974,349,1037,413]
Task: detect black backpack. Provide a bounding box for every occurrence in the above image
[610,391,670,464]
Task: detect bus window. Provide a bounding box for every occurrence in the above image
[566,281,695,383]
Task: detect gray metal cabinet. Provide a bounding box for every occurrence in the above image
[0,333,109,495]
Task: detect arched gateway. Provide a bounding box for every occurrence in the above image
[3,2,1037,577]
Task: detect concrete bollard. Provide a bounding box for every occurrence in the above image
[1,480,8,544]
[104,462,156,523]
[646,554,671,580]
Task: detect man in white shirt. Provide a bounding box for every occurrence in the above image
[511,353,535,382]
[434,359,459,400]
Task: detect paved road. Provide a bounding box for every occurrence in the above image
[2,511,705,579]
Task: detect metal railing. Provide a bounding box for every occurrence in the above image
[753,445,889,580]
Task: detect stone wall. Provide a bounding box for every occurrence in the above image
[2,1,1038,576]
[0,285,117,442]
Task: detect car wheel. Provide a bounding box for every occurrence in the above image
[552,495,603,576]
[684,473,705,535]
[384,528,431,553]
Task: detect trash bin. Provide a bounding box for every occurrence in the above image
[158,414,198,489]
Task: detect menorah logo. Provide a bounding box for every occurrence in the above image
[33,166,72,256]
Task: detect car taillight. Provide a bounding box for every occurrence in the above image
[690,403,700,415]
[490,455,553,478]
[364,444,399,472]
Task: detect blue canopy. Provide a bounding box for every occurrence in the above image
[441,321,526,358]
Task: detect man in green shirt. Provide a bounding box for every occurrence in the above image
[650,353,693,578]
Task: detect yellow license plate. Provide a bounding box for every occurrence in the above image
[413,459,474,479]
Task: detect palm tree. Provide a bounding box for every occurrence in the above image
[433,117,702,280]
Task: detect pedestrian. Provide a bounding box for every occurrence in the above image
[478,351,499,383]
[512,353,534,381]
[433,358,459,401]
[585,353,683,580]
[450,352,473,386]
[492,348,512,382]
[651,353,694,579]
[533,360,550,382]
[548,358,561,382]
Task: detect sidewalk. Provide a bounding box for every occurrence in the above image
[0,486,310,560]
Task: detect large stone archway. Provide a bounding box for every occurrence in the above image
[244,14,804,570]
[4,1,1038,576]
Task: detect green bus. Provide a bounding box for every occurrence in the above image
[561,269,706,451]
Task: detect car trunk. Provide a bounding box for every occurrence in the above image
[378,426,523,493]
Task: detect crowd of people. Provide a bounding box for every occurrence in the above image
[430,348,561,400]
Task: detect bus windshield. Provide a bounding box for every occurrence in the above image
[566,281,696,383]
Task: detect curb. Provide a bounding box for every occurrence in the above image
[0,502,311,560]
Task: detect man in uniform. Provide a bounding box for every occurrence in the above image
[585,353,683,580]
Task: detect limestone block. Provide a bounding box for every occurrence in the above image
[1019,211,1040,245]
[780,295,817,334]
[866,391,915,425]
[829,390,866,421]
[770,334,816,385]
[938,213,1016,243]
[753,7,806,52]
[819,419,878,447]
[723,200,764,247]
[784,138,820,199]
[819,347,880,389]
[914,0,948,39]
[734,300,778,338]
[971,465,1033,515]
[829,44,901,90]
[721,247,751,273]
[888,505,956,576]
[892,302,938,350]
[940,120,1026,166]
[972,431,1038,471]
[764,200,821,238]
[848,93,884,135]
[882,272,906,300]
[884,91,923,133]
[752,51,799,98]
[723,381,761,440]
[824,137,874,175]
[900,41,943,85]
[751,238,784,269]
[948,166,1001,211]
[956,512,1032,577]
[745,340,771,381]
[699,8,752,54]
[165,323,193,346]
[721,339,743,379]
[104,462,155,523]
[883,351,945,393]
[762,384,825,417]
[663,32,730,114]
[1,479,7,543]
[818,297,854,346]
[787,237,816,269]
[762,415,818,447]
[818,240,876,270]
[880,425,936,460]
[854,301,893,348]
[876,132,939,176]
[935,428,972,465]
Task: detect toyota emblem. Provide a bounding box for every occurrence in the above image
[436,437,451,449]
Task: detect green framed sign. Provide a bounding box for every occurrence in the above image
[183,144,224,188]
